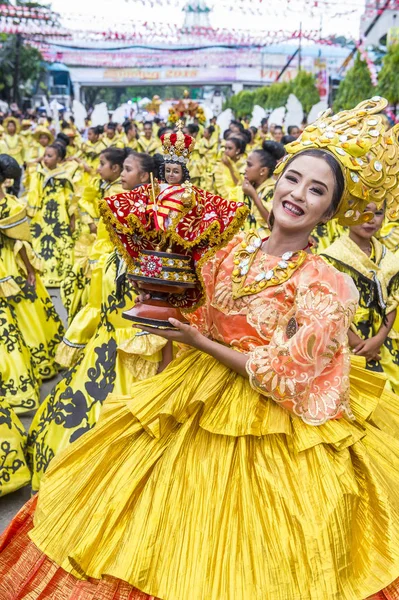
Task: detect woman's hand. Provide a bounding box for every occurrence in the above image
[353,337,382,362]
[26,269,36,288]
[242,178,256,198]
[137,319,205,348]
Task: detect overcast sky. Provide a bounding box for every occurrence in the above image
[49,0,365,40]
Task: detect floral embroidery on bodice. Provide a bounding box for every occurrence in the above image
[189,232,360,425]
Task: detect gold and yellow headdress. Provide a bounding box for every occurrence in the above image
[275,97,399,223]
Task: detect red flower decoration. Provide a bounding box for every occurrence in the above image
[140,255,163,278]
[170,133,177,144]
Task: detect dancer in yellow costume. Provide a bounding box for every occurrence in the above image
[0,117,24,167]
[0,155,64,383]
[137,121,162,155]
[230,140,285,232]
[123,121,139,150]
[214,134,247,199]
[103,122,125,149]
[0,117,24,196]
[4,98,399,600]
[0,155,63,407]
[61,147,126,322]
[77,126,107,190]
[322,202,399,394]
[28,151,165,492]
[27,143,77,287]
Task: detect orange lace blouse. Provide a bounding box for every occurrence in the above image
[189,233,359,426]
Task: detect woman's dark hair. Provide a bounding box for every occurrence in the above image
[260,117,269,127]
[239,129,252,145]
[48,142,66,161]
[0,154,21,184]
[223,129,232,140]
[186,123,199,136]
[125,150,155,178]
[157,126,172,139]
[230,119,244,133]
[56,132,70,146]
[206,125,215,136]
[281,134,296,145]
[250,126,258,135]
[269,148,345,229]
[100,147,128,170]
[107,122,117,131]
[123,120,138,137]
[89,125,104,136]
[251,140,285,176]
[228,135,247,155]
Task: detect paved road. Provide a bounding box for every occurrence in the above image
[0,289,67,533]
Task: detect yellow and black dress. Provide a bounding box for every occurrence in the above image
[0,194,64,382]
[311,219,346,253]
[0,253,39,416]
[61,178,124,322]
[230,177,275,233]
[27,166,77,287]
[322,234,399,393]
[0,259,32,496]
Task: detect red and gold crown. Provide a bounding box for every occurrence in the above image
[161,121,195,164]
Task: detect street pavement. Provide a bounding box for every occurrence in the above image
[0,289,67,533]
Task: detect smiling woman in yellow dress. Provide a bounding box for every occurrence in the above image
[3,99,399,600]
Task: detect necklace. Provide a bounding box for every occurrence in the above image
[232,231,308,299]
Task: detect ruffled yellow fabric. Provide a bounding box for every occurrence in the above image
[30,349,399,600]
[0,275,20,297]
[117,333,167,379]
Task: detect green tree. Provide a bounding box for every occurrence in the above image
[333,53,374,112]
[254,86,269,108]
[264,82,292,110]
[0,34,45,103]
[291,71,320,115]
[377,42,399,112]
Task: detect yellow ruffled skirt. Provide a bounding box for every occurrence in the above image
[29,350,399,600]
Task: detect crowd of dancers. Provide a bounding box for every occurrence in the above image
[0,96,399,598]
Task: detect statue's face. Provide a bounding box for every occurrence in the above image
[165,162,184,185]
